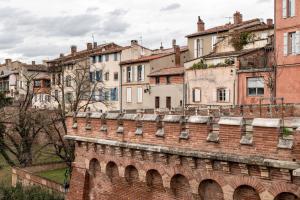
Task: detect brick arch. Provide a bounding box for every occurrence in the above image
[230,176,266,194]
[124,165,139,184]
[268,182,300,198]
[274,192,299,200]
[170,174,193,199]
[199,171,227,187]
[199,179,224,200]
[233,185,261,200]
[105,161,119,183]
[88,158,101,176]
[146,169,164,190]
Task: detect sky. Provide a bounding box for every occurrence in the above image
[0,0,274,64]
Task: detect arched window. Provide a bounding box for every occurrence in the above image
[106,161,119,183]
[199,179,224,200]
[233,185,261,200]
[170,174,192,199]
[125,165,139,184]
[274,192,299,200]
[66,75,72,87]
[146,169,163,190]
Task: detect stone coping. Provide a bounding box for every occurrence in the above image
[64,135,300,170]
[252,118,281,128]
[162,115,183,123]
[218,117,244,126]
[121,114,139,120]
[105,113,121,120]
[187,116,210,124]
[141,114,159,122]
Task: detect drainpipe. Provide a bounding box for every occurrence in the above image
[120,52,123,113]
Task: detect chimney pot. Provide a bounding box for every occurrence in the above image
[267,18,273,26]
[233,11,243,24]
[172,39,176,47]
[5,59,11,65]
[131,40,138,45]
[93,42,97,48]
[32,61,36,65]
[87,43,93,50]
[197,16,205,32]
[71,45,77,54]
[60,53,64,58]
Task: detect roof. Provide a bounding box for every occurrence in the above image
[203,48,263,59]
[148,66,184,77]
[120,47,188,65]
[186,19,262,38]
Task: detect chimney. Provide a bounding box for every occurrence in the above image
[131,40,138,46]
[267,18,273,26]
[174,45,181,66]
[60,53,64,58]
[233,11,243,25]
[160,42,164,50]
[71,45,77,54]
[32,61,36,65]
[93,42,97,48]
[87,43,93,50]
[197,16,205,32]
[172,39,176,47]
[5,59,11,65]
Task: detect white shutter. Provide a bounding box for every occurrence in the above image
[283,0,287,18]
[200,39,203,56]
[225,89,230,103]
[126,87,132,103]
[141,65,145,82]
[291,0,295,17]
[134,66,138,82]
[296,31,300,54]
[195,89,201,102]
[212,88,217,103]
[137,87,143,103]
[284,32,288,56]
[194,39,198,58]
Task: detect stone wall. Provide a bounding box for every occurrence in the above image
[65,113,300,200]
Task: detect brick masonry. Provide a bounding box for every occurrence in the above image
[65,113,300,200]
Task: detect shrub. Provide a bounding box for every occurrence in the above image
[0,183,64,200]
[230,31,255,51]
[190,60,208,70]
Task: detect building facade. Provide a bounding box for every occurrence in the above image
[275,0,300,103]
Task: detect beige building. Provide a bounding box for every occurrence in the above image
[0,59,51,109]
[184,12,274,107]
[120,44,189,111]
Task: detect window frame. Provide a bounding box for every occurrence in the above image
[247,77,265,97]
[217,88,227,103]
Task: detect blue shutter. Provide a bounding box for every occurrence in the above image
[99,55,102,62]
[110,89,114,101]
[99,70,103,82]
[96,71,100,81]
[115,88,118,101]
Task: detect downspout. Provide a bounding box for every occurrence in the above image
[274,0,277,101]
[119,52,123,113]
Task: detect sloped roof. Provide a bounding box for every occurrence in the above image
[148,66,184,77]
[203,48,263,59]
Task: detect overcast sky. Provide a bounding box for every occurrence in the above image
[0,0,273,63]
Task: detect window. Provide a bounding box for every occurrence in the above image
[57,73,61,85]
[166,76,171,84]
[284,31,300,55]
[34,80,41,88]
[137,65,144,82]
[192,88,201,102]
[114,72,119,81]
[45,95,50,103]
[96,70,102,82]
[45,80,51,87]
[283,0,295,18]
[54,90,59,100]
[166,97,171,110]
[155,77,160,84]
[52,74,55,85]
[114,53,118,61]
[105,54,109,62]
[110,88,118,101]
[247,77,264,96]
[66,75,72,87]
[66,92,73,102]
[104,90,110,101]
[155,97,160,109]
[127,67,132,82]
[194,39,203,58]
[137,87,143,103]
[126,87,132,103]
[217,88,229,102]
[212,35,217,49]
[92,56,97,64]
[98,55,103,63]
[90,71,95,83]
[99,88,104,101]
[105,72,109,81]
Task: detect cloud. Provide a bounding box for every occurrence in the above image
[160,3,181,11]
[100,9,130,35]
[256,0,271,3]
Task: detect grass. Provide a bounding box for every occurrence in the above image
[36,168,68,185]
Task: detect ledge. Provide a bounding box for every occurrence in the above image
[141,114,159,122]
[90,113,103,118]
[218,117,244,126]
[64,135,300,170]
[252,118,281,128]
[163,115,183,123]
[188,116,210,124]
[122,114,139,121]
[76,112,86,118]
[106,113,121,120]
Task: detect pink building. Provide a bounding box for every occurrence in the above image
[275,0,300,103]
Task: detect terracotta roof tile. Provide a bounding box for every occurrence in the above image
[148,66,184,77]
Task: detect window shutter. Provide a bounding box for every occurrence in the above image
[115,88,118,101]
[137,87,143,103]
[192,89,195,102]
[134,66,138,82]
[284,32,288,56]
[283,0,287,18]
[89,72,94,82]
[95,71,100,81]
[141,65,145,82]
[212,89,217,103]
[291,0,295,17]
[200,39,203,57]
[194,39,198,58]
[225,89,230,102]
[296,31,300,54]
[126,88,132,103]
[195,89,201,102]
